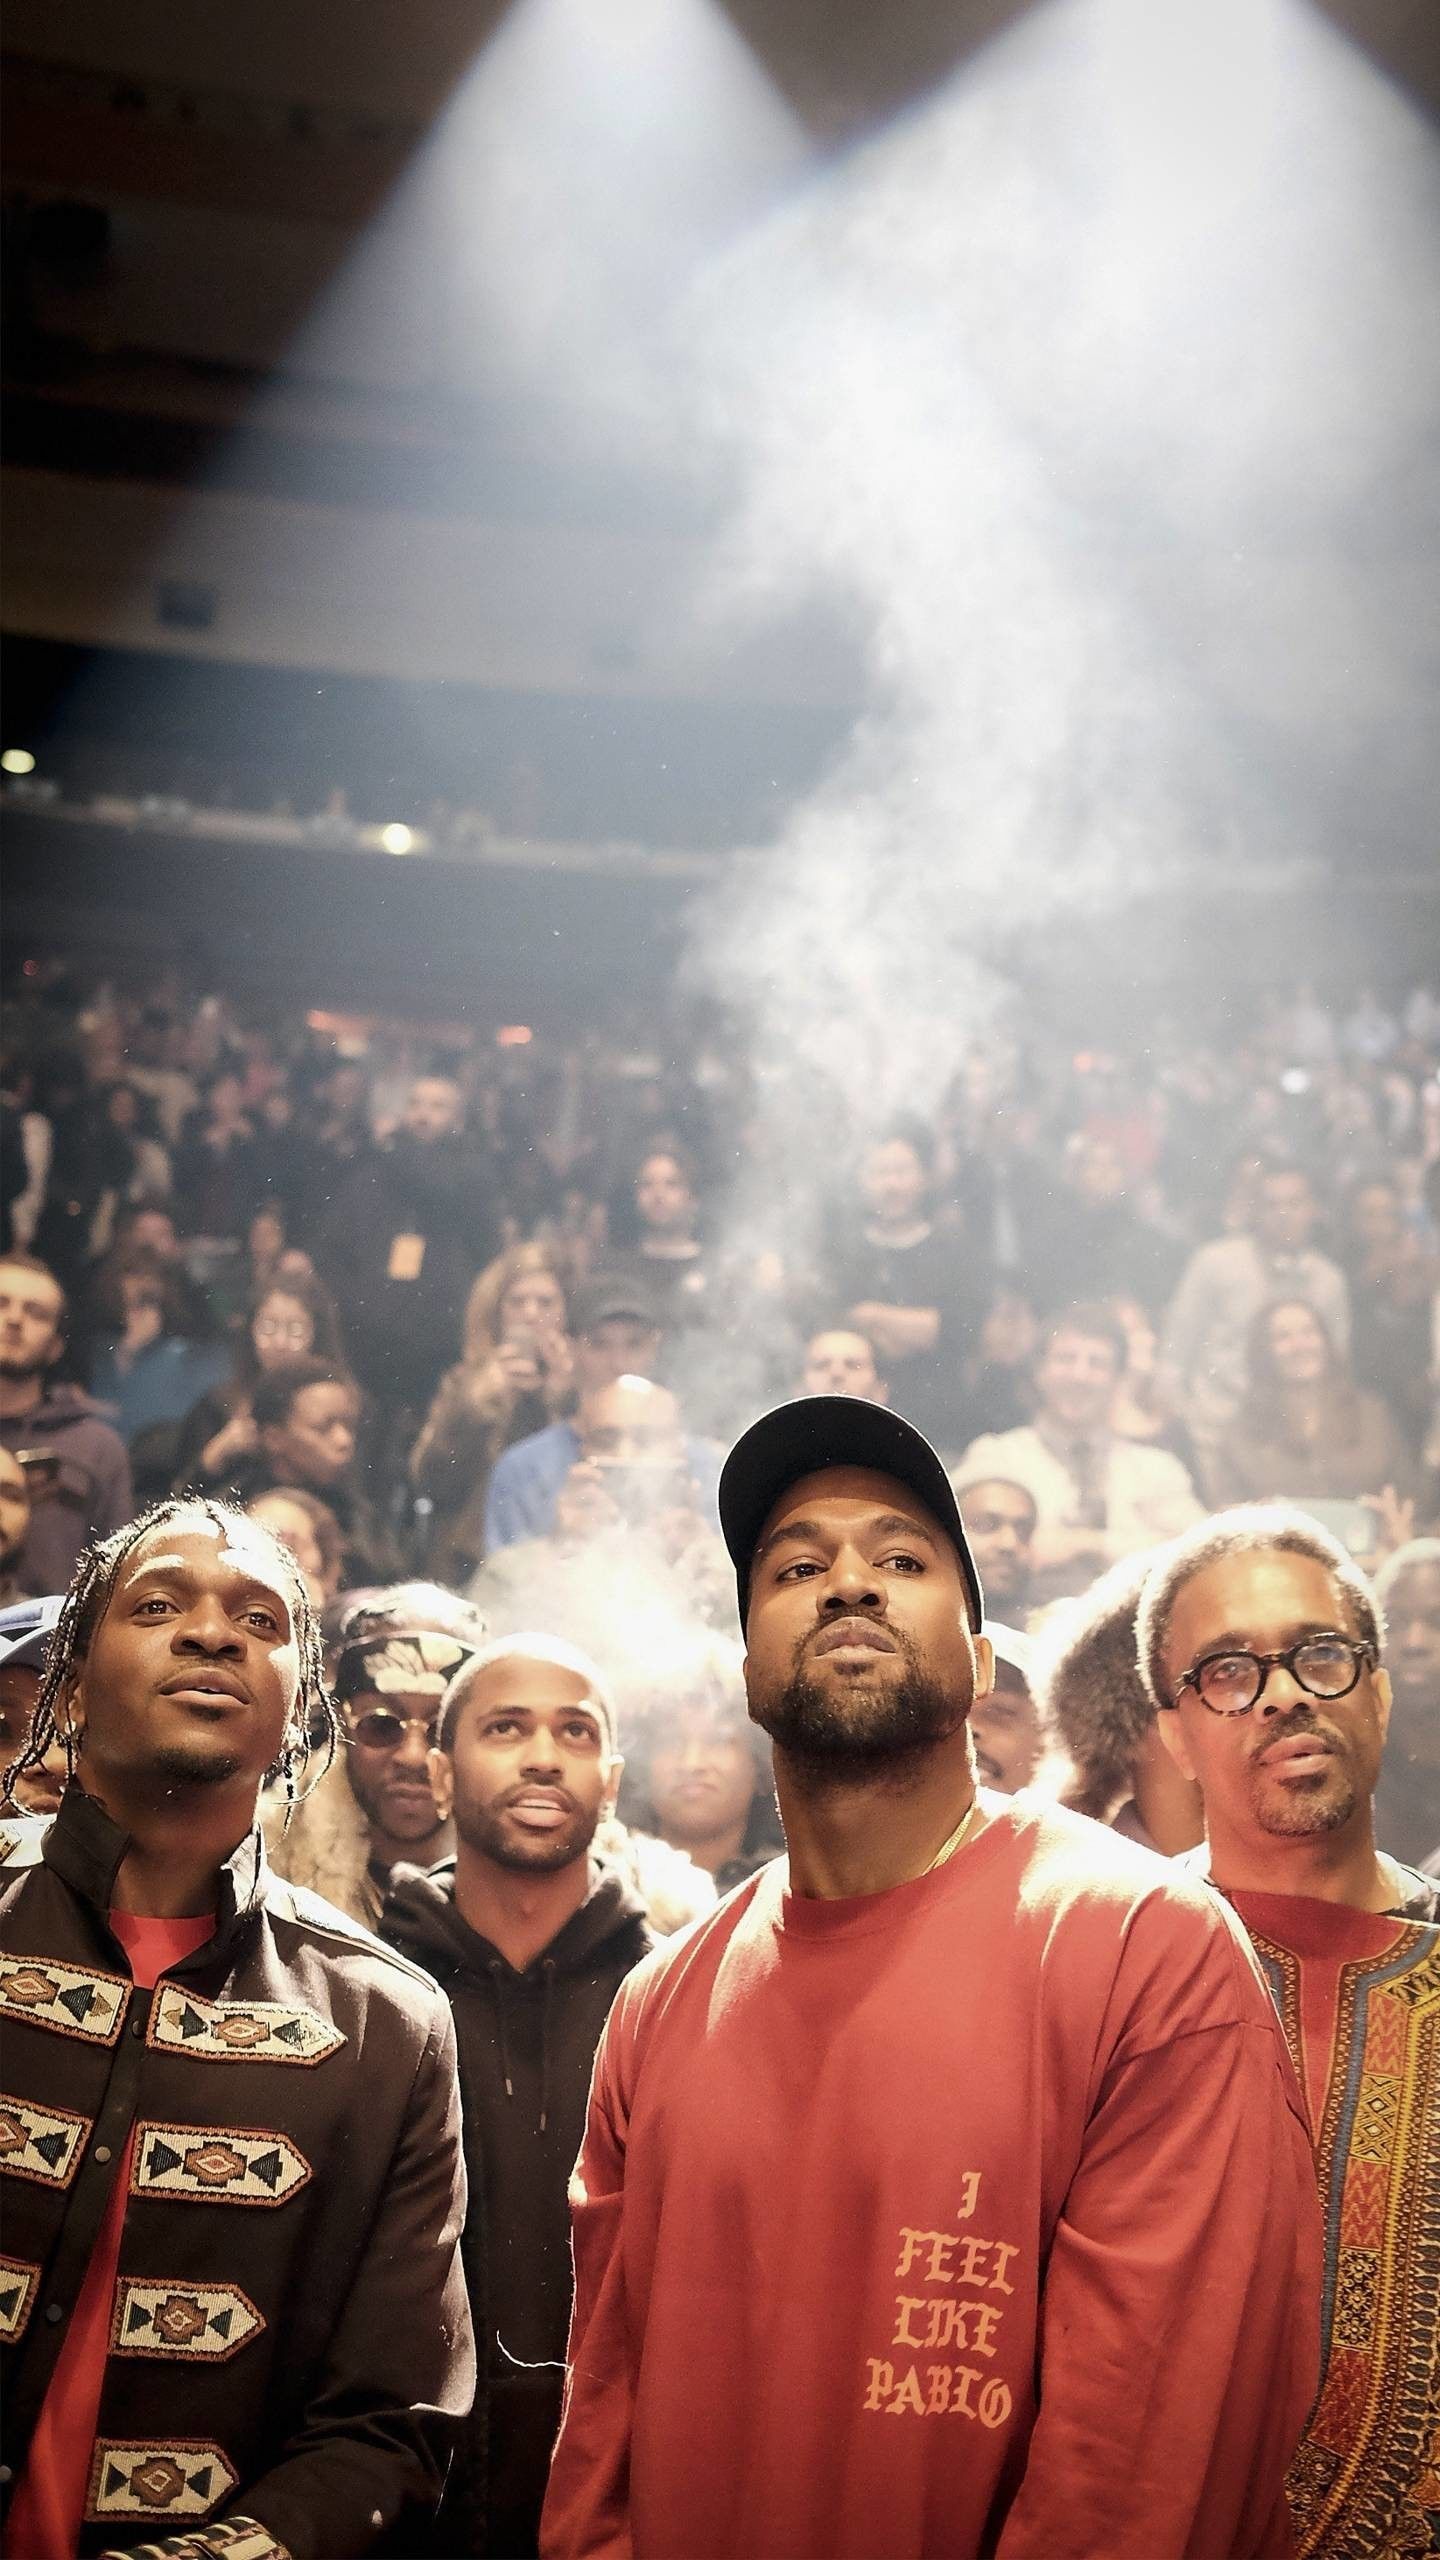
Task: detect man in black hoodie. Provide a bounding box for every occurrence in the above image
[383,1632,654,2560]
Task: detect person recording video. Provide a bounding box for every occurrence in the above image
[554,1376,708,1547]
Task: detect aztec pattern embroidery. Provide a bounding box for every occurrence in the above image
[0,2089,91,2188]
[110,2276,266,2362]
[0,1954,128,2044]
[1254,1924,1440,2559]
[0,2252,40,2341]
[87,2440,238,2524]
[130,2122,311,2208]
[147,1984,344,2067]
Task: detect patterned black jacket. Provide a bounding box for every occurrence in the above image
[0,1787,475,2558]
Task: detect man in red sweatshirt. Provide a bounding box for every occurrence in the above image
[541,1396,1324,2560]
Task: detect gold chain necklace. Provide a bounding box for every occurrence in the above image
[923,1793,982,1876]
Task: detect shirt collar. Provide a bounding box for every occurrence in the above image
[1035,1416,1112,1467]
[1255,1244,1314,1275]
[42,1783,268,1932]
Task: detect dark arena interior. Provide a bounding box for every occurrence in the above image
[2,4,1439,2557]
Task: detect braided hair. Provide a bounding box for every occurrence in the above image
[1,1495,340,1817]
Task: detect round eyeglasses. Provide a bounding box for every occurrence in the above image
[254,1317,312,1346]
[1173,1634,1376,1718]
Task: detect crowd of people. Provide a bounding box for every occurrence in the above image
[4,959,1437,1593]
[1,949,1438,2558]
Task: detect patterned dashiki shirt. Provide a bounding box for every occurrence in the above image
[1225,1885,1439,2560]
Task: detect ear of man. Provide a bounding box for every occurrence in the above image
[57,1642,90,1743]
[428,1746,454,1821]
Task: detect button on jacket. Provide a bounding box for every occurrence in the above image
[0,1787,475,2558]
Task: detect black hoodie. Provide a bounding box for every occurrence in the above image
[382,1855,654,2560]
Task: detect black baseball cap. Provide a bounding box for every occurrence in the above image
[719,1397,984,1631]
[570,1271,662,1338]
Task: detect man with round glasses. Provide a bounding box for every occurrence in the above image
[1138,1506,1433,1920]
[1138,1505,1438,2559]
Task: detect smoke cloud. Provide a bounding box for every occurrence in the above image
[660,0,1440,1337]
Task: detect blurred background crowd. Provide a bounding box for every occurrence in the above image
[3,953,1438,1889]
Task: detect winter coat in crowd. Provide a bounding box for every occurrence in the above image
[263,1752,391,1932]
[0,1383,133,1590]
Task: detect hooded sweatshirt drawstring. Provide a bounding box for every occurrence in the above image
[489,1953,559,2134]
[538,1958,557,2135]
[486,1959,516,2101]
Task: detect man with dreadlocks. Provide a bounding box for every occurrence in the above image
[0,1497,474,2560]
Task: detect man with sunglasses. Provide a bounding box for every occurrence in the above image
[267,1582,486,1928]
[1139,1506,1439,2558]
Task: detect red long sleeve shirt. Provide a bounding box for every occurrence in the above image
[542,1799,1323,2560]
[6,1910,216,2560]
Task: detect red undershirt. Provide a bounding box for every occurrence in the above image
[6,1909,217,2560]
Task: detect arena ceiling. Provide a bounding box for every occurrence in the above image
[2,0,1436,825]
[4,0,1436,240]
